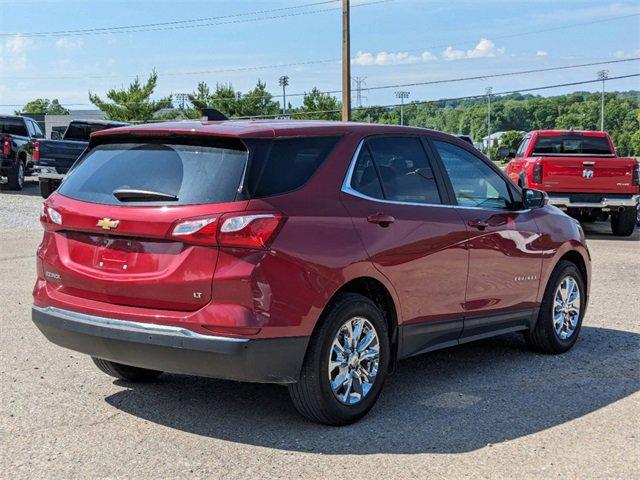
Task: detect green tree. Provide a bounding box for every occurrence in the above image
[236,80,280,118]
[187,81,241,118]
[88,70,172,122]
[294,88,341,120]
[19,98,69,115]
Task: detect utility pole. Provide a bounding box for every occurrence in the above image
[342,0,351,121]
[395,91,410,125]
[597,70,608,131]
[353,76,367,108]
[485,86,492,151]
[278,75,289,115]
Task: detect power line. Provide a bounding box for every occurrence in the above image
[7,12,638,80]
[0,0,390,37]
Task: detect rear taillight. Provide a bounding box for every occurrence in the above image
[170,212,285,249]
[40,204,62,226]
[532,162,543,184]
[633,161,640,186]
[33,141,40,162]
[2,135,11,156]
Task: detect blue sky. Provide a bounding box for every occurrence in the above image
[0,0,639,114]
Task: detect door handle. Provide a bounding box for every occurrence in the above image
[367,213,395,227]
[467,218,489,230]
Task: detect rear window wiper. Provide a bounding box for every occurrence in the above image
[113,188,178,202]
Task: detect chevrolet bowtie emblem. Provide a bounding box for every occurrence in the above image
[96,218,120,230]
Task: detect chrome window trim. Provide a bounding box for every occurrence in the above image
[341,138,525,212]
[33,305,249,343]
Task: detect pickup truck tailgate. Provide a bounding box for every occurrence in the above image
[38,139,87,173]
[540,156,638,194]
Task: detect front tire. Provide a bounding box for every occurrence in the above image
[610,207,636,237]
[288,293,390,425]
[92,357,162,382]
[525,260,585,354]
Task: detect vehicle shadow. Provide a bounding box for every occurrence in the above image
[104,326,639,454]
[582,220,639,241]
[0,179,41,198]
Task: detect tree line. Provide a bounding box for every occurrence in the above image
[18,70,640,156]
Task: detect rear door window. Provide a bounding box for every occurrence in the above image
[245,136,339,198]
[352,136,441,205]
[0,118,28,136]
[58,142,248,206]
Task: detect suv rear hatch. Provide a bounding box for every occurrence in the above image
[41,138,249,311]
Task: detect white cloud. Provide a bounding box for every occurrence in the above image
[442,38,505,60]
[55,37,84,51]
[421,51,437,62]
[613,48,640,59]
[353,50,420,66]
[0,35,34,72]
[536,50,548,57]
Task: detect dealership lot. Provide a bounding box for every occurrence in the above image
[1,181,638,479]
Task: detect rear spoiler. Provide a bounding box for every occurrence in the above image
[201,108,228,121]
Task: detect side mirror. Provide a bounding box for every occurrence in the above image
[50,131,61,140]
[496,146,510,159]
[522,188,548,209]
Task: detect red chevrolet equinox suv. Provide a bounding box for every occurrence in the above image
[33,120,591,425]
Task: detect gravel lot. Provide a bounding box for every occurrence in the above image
[1,180,639,479]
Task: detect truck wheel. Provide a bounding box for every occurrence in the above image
[288,293,390,425]
[3,160,25,191]
[91,357,162,382]
[39,179,54,198]
[610,208,636,237]
[525,260,585,354]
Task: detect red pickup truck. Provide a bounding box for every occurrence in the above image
[505,130,639,236]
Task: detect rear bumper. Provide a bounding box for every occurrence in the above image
[32,305,308,384]
[34,166,65,180]
[548,194,639,209]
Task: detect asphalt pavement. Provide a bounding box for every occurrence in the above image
[1,180,638,479]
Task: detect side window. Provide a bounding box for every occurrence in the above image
[26,120,37,138]
[31,120,44,138]
[515,135,530,158]
[355,136,441,205]
[434,140,512,210]
[350,145,384,199]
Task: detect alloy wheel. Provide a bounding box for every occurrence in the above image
[553,275,581,340]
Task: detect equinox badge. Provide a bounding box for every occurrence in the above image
[96,218,120,230]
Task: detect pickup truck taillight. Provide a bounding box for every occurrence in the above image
[2,135,11,157]
[633,161,640,186]
[170,212,286,248]
[33,141,40,162]
[532,162,543,184]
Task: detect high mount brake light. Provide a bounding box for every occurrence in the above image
[170,213,285,249]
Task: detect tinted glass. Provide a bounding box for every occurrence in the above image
[350,145,384,199]
[64,123,117,141]
[0,118,28,136]
[26,120,37,137]
[532,135,612,155]
[515,136,530,157]
[59,142,247,206]
[434,140,512,210]
[31,121,44,138]
[246,136,339,198]
[365,136,441,204]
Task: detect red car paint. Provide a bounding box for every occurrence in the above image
[34,121,590,359]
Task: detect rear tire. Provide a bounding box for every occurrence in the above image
[3,160,24,191]
[525,260,585,354]
[288,293,390,426]
[610,208,636,237]
[92,357,162,382]
[39,179,54,198]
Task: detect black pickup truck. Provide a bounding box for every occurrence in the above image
[1,115,44,190]
[36,119,128,197]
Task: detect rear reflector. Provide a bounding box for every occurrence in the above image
[170,212,285,249]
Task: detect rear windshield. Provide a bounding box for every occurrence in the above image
[58,135,340,206]
[64,123,119,141]
[532,135,613,156]
[58,142,248,206]
[0,118,28,136]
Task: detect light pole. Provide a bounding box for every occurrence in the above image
[485,86,493,151]
[278,75,289,115]
[597,70,608,131]
[342,0,351,121]
[395,91,410,125]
